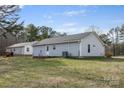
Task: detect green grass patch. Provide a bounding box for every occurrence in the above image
[0,56,124,87]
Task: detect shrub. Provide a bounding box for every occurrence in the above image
[105,51,113,58]
[5,52,13,57]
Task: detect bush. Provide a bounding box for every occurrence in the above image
[105,51,112,58]
[5,52,13,57]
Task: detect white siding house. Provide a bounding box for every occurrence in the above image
[33,32,105,57]
[6,41,37,55]
[80,33,105,56]
[33,43,80,57]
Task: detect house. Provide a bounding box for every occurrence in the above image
[0,31,26,55]
[33,32,105,57]
[6,41,37,55]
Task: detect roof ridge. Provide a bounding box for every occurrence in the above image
[34,32,92,46]
[41,31,92,40]
[7,41,38,48]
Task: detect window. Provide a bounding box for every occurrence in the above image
[40,50,42,56]
[88,44,90,53]
[53,45,56,50]
[40,50,42,53]
[46,46,49,51]
[11,49,13,52]
[93,45,95,47]
[27,47,29,52]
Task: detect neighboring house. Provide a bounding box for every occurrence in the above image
[33,32,105,57]
[6,41,37,55]
[0,32,26,55]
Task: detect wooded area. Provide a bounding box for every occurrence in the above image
[0,5,67,55]
[99,25,124,56]
[0,5,124,56]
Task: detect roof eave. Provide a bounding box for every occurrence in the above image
[33,40,80,47]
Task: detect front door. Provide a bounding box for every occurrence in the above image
[46,45,49,56]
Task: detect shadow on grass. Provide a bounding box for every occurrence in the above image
[0,63,17,76]
[8,56,66,68]
[25,58,66,68]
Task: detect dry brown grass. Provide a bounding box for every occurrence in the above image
[0,56,124,87]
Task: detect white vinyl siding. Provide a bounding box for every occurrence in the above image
[80,33,105,56]
[7,45,33,55]
[24,45,33,55]
[33,33,105,57]
[33,42,80,57]
[11,47,24,55]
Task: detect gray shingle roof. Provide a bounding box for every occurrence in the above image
[34,32,92,46]
[7,41,37,48]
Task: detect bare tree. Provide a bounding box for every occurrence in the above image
[0,5,24,38]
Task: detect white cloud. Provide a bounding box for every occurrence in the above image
[47,19,54,23]
[19,5,24,9]
[55,25,88,35]
[52,9,86,17]
[54,21,89,34]
[55,27,77,34]
[42,15,54,25]
[43,15,52,19]
[111,19,124,24]
[59,26,106,35]
[61,22,78,27]
[63,10,86,16]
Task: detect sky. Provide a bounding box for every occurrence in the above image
[19,5,124,34]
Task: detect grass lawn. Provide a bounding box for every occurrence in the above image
[0,56,124,88]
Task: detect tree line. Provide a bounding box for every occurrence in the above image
[1,5,124,56]
[0,5,66,42]
[99,25,124,56]
[25,24,67,42]
[0,5,66,54]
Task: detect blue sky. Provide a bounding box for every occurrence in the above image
[19,5,124,34]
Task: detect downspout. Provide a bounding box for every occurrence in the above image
[79,40,82,57]
[67,40,69,56]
